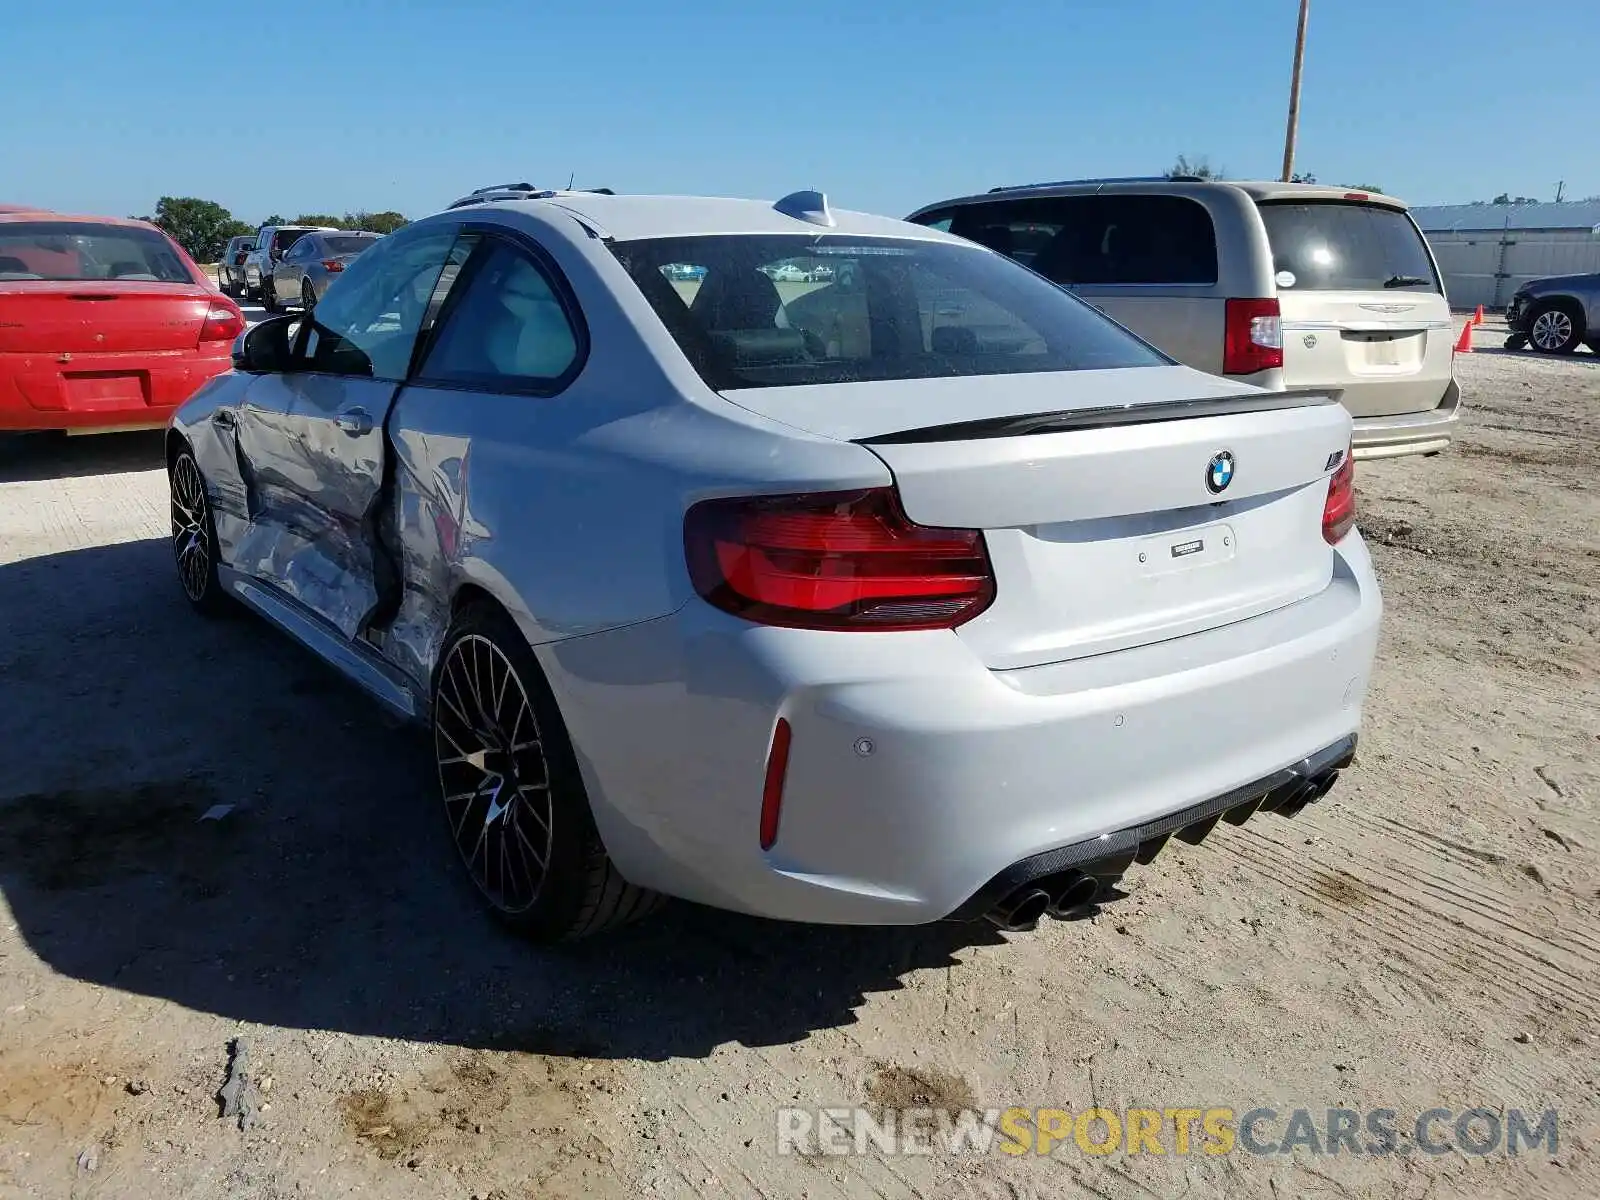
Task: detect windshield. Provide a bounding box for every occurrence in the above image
[611,234,1167,390]
[324,234,380,255]
[0,222,192,282]
[1258,202,1440,293]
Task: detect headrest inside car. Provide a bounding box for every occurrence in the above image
[709,328,810,368]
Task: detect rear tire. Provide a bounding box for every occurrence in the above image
[301,279,317,312]
[1527,303,1583,354]
[432,602,664,942]
[169,447,230,616]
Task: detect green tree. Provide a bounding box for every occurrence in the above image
[1166,154,1224,181]
[140,197,252,262]
[258,214,286,227]
[1290,171,1318,184]
[292,213,346,229]
[1347,183,1384,193]
[343,210,408,234]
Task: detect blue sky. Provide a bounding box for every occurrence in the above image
[3,0,1591,224]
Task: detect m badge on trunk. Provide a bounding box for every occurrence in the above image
[1205,450,1235,495]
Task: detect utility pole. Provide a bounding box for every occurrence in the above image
[1555,180,1565,202]
[1281,0,1311,182]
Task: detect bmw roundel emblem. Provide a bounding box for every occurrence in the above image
[1206,450,1236,494]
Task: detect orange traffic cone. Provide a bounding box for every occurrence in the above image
[1454,319,1474,353]
[1473,304,1485,326]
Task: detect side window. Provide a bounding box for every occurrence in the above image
[296,226,467,380]
[1055,196,1218,286]
[911,212,955,233]
[417,238,583,392]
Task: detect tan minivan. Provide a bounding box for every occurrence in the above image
[908,179,1460,459]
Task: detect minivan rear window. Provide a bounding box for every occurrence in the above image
[1258,202,1439,293]
[0,221,192,282]
[272,228,315,253]
[612,234,1168,390]
[916,195,1220,286]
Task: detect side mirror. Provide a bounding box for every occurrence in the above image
[232,314,298,374]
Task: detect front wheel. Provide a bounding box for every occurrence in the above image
[432,602,663,942]
[1527,304,1582,354]
[169,448,230,616]
[260,275,280,314]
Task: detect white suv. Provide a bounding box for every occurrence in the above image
[909,179,1461,460]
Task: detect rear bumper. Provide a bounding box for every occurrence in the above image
[0,348,231,432]
[542,536,1383,925]
[1350,378,1461,460]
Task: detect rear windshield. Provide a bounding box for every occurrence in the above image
[1258,202,1439,293]
[0,222,192,282]
[611,234,1167,390]
[272,228,315,252]
[323,234,380,254]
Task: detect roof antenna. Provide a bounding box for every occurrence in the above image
[566,171,575,191]
[774,190,835,228]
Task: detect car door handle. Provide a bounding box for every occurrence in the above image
[334,407,373,435]
[211,409,236,429]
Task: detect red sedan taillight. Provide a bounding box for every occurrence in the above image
[684,487,994,630]
[200,301,245,342]
[1223,298,1284,374]
[1323,444,1356,544]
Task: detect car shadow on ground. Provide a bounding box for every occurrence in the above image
[0,430,167,484]
[0,537,1031,1062]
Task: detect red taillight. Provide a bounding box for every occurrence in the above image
[684,487,994,631]
[1223,298,1284,374]
[321,259,345,273]
[760,718,792,850]
[1323,445,1356,544]
[200,301,245,342]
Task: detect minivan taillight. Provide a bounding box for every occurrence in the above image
[684,488,994,631]
[200,301,245,342]
[1323,445,1356,544]
[1223,298,1283,374]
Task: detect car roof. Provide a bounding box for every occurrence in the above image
[923,178,1409,213]
[457,191,961,244]
[0,212,165,229]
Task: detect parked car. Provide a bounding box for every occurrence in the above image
[1504,273,1600,354]
[241,224,336,306]
[269,230,383,311]
[0,213,243,433]
[909,179,1460,460]
[167,189,1380,942]
[216,235,255,297]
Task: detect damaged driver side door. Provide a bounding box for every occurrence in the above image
[247,224,475,640]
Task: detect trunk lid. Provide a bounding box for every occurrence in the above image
[725,367,1351,669]
[0,280,216,353]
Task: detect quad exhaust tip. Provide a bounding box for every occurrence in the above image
[980,767,1347,932]
[985,887,1051,931]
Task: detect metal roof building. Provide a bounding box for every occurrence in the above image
[1410,202,1600,310]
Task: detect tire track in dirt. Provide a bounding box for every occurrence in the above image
[1203,825,1600,1015]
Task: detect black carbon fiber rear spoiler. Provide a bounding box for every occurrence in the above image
[860,388,1343,445]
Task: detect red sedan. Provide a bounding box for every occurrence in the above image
[0,213,244,433]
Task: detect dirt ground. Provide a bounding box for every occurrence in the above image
[1,321,1596,1199]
